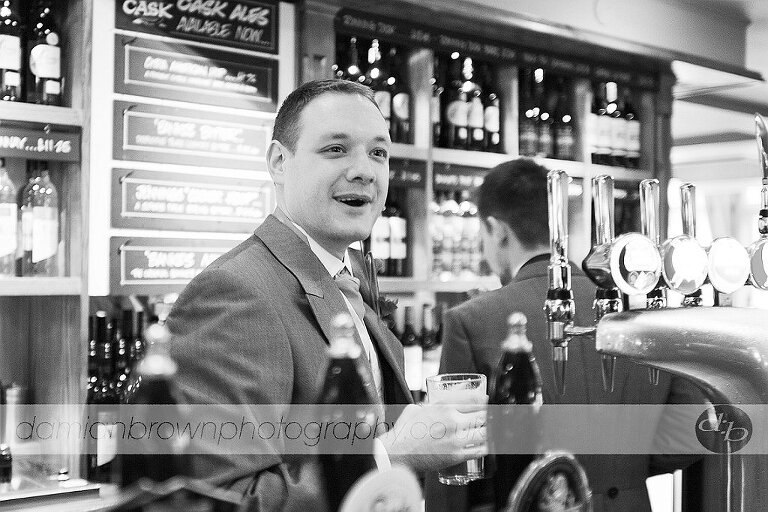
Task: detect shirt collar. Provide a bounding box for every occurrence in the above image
[290,221,352,278]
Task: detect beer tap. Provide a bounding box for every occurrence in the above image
[660,183,709,305]
[544,170,594,396]
[748,113,768,290]
[640,179,666,385]
[582,175,662,392]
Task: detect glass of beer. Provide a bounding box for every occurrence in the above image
[426,373,487,485]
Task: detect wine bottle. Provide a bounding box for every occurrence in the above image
[113,311,133,400]
[401,306,423,402]
[443,53,468,149]
[553,77,575,161]
[606,81,626,167]
[429,191,443,280]
[489,313,543,510]
[26,0,62,105]
[594,82,612,165]
[365,39,391,132]
[319,313,377,512]
[370,207,390,276]
[87,311,119,484]
[518,68,538,157]
[389,46,411,144]
[0,0,22,102]
[121,310,146,403]
[465,57,485,152]
[439,191,459,281]
[0,162,17,277]
[386,197,407,277]
[458,190,475,278]
[87,314,97,392]
[480,62,501,153]
[535,69,554,159]
[431,55,444,148]
[21,161,59,277]
[624,88,641,169]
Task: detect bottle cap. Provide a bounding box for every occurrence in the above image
[507,312,527,327]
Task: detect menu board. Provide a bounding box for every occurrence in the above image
[433,163,486,190]
[115,35,278,111]
[111,236,243,294]
[0,127,81,162]
[112,168,274,232]
[389,159,426,189]
[113,101,271,169]
[115,0,279,54]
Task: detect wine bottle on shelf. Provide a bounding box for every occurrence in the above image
[421,303,443,397]
[370,207,390,276]
[458,191,475,278]
[87,311,119,484]
[386,197,407,277]
[465,57,485,152]
[365,39,391,132]
[0,161,17,277]
[26,0,62,105]
[593,82,612,165]
[431,55,444,148]
[87,314,97,392]
[122,310,146,403]
[0,0,22,102]
[401,306,423,403]
[339,36,362,82]
[389,46,411,144]
[319,313,377,512]
[535,69,554,159]
[443,53,469,149]
[429,191,443,280]
[20,161,59,277]
[606,81,626,167]
[450,191,464,278]
[624,88,641,169]
[439,191,459,281]
[480,62,501,153]
[518,68,538,157]
[113,311,132,400]
[553,77,576,161]
[489,313,543,510]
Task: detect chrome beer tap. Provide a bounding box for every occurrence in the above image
[749,113,768,290]
[640,179,666,385]
[582,175,662,392]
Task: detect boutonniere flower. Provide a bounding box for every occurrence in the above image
[378,295,398,326]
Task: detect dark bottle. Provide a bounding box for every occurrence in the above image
[113,311,133,400]
[121,310,146,403]
[553,77,575,161]
[518,68,538,157]
[0,0,22,102]
[480,63,501,152]
[87,314,97,392]
[443,53,468,149]
[401,306,423,402]
[592,82,612,165]
[370,204,390,276]
[365,39,391,132]
[389,47,411,144]
[87,311,119,484]
[489,313,543,511]
[624,88,641,169]
[465,57,485,152]
[430,55,444,148]
[20,161,59,277]
[535,69,554,158]
[319,313,377,512]
[606,81,626,167]
[340,36,362,82]
[385,197,407,277]
[121,320,188,486]
[26,0,62,105]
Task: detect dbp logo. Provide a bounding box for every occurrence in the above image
[695,405,752,453]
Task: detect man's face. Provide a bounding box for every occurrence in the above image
[276,92,391,255]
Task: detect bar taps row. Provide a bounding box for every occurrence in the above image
[543,113,768,395]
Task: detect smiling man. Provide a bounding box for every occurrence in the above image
[166,79,486,511]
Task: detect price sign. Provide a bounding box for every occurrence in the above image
[0,128,80,162]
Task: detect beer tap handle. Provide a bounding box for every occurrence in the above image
[749,115,768,289]
[640,179,664,385]
[755,113,768,185]
[593,175,615,246]
[548,170,570,269]
[680,183,697,238]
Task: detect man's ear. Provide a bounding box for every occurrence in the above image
[266,140,289,185]
[486,216,511,246]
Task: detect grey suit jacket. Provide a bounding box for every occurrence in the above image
[429,257,701,512]
[167,215,412,511]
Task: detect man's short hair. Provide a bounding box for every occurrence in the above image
[476,158,550,249]
[272,79,378,152]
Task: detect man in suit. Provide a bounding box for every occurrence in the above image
[166,79,486,511]
[430,159,701,512]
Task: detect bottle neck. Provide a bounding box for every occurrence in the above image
[502,327,532,353]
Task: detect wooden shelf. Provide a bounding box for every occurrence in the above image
[390,143,429,161]
[378,276,502,294]
[0,277,82,296]
[0,103,82,127]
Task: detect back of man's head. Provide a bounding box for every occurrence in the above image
[272,79,378,152]
[476,158,550,250]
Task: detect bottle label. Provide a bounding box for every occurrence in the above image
[370,216,390,260]
[389,216,407,259]
[374,90,391,119]
[392,92,410,121]
[446,100,468,127]
[484,105,500,133]
[430,96,440,124]
[32,206,58,263]
[611,117,628,157]
[403,345,423,390]
[0,35,21,71]
[3,70,19,87]
[597,115,612,154]
[0,203,17,257]
[626,119,641,155]
[467,97,484,129]
[44,80,61,95]
[30,44,61,79]
[21,208,33,251]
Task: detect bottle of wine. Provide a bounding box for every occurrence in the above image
[480,62,501,153]
[26,0,62,105]
[113,311,133,400]
[606,81,626,167]
[489,313,543,510]
[443,53,468,149]
[389,46,411,144]
[87,311,119,484]
[121,310,146,403]
[553,77,575,161]
[87,314,97,393]
[465,57,485,152]
[535,69,554,159]
[429,191,443,280]
[370,206,390,276]
[458,191,475,278]
[319,313,377,512]
[0,0,22,102]
[439,191,459,281]
[431,55,444,148]
[21,161,59,277]
[624,88,641,169]
[518,68,538,157]
[0,162,17,277]
[386,197,407,277]
[365,39,391,132]
[594,82,612,165]
[401,306,423,403]
[14,164,32,277]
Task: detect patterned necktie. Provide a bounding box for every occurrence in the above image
[334,268,367,321]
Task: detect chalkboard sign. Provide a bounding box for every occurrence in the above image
[389,159,426,189]
[115,0,279,54]
[115,35,278,111]
[0,127,81,162]
[113,101,271,169]
[112,167,274,232]
[111,236,244,294]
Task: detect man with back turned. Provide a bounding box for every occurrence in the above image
[429,158,701,512]
[166,79,486,511]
